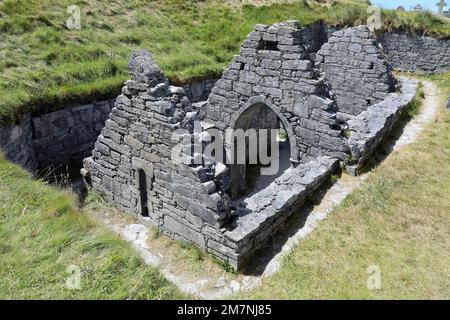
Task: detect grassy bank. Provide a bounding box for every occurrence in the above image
[1,0,449,124]
[242,73,450,299]
[0,155,184,299]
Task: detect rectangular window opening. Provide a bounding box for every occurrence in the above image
[257,40,279,51]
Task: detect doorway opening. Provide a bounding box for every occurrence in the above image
[229,102,296,200]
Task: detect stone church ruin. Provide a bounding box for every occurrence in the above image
[81,21,419,270]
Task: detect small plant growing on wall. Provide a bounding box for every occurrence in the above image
[346,152,355,164]
[277,129,288,142]
[342,129,352,138]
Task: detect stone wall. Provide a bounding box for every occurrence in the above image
[317,26,396,120]
[345,77,417,175]
[83,50,233,265]
[0,100,114,172]
[82,47,346,269]
[84,22,422,270]
[2,19,431,270]
[0,115,36,171]
[33,101,114,170]
[201,21,350,163]
[0,79,218,173]
[378,32,450,73]
[225,156,340,268]
[314,25,450,74]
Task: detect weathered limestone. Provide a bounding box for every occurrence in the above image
[128,49,166,86]
[82,22,422,270]
[183,79,218,102]
[379,33,450,73]
[33,101,113,170]
[0,101,113,172]
[224,156,340,269]
[201,21,349,164]
[344,77,418,175]
[84,51,234,261]
[318,26,396,120]
[0,115,36,171]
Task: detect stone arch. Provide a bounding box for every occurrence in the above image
[229,96,299,163]
[227,96,299,199]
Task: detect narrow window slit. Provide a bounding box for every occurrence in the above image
[137,169,149,217]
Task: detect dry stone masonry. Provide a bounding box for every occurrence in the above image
[317,26,396,119]
[0,115,36,171]
[201,21,351,167]
[182,79,218,103]
[379,32,450,73]
[345,77,418,175]
[32,101,113,171]
[81,22,424,270]
[2,24,447,175]
[0,100,113,173]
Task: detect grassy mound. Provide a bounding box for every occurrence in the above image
[0,0,449,124]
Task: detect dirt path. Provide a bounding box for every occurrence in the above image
[96,80,440,299]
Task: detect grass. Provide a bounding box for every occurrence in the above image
[405,81,425,117]
[0,154,185,299]
[241,72,450,299]
[0,0,449,125]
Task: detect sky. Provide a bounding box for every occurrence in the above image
[370,0,447,12]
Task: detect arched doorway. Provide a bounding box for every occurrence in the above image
[227,98,298,199]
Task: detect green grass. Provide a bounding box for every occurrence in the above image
[404,81,425,118]
[0,154,185,299]
[0,0,449,125]
[241,72,450,299]
[422,70,450,89]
